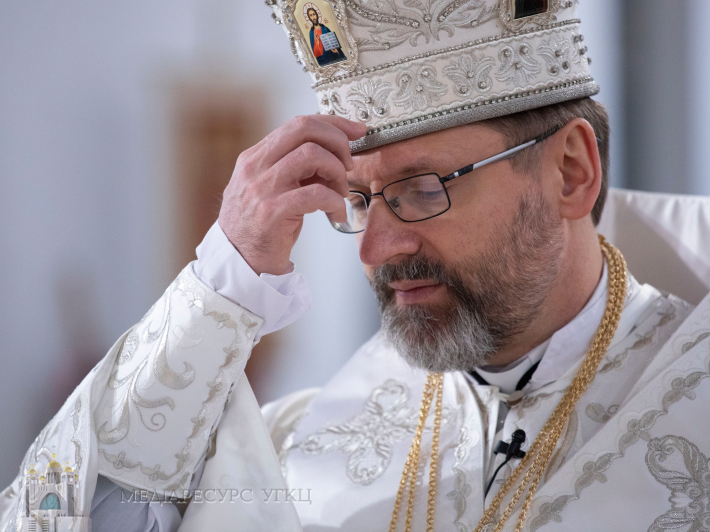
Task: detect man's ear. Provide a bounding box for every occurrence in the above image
[551,118,602,221]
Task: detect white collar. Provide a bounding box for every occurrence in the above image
[474,339,550,394]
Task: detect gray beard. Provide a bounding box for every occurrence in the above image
[381,301,496,373]
[370,189,563,373]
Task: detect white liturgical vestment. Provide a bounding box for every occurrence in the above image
[2,189,710,532]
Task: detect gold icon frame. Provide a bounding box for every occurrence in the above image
[279,0,359,80]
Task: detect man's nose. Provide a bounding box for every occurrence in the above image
[358,199,420,268]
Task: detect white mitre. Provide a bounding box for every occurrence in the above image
[267,0,596,152]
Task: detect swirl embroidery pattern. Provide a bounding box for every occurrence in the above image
[645,435,710,532]
[347,79,394,120]
[447,425,476,531]
[495,43,541,86]
[443,53,495,95]
[70,397,84,473]
[528,347,710,531]
[598,307,678,374]
[584,402,619,424]
[393,65,448,110]
[97,271,259,490]
[98,293,195,445]
[321,89,351,118]
[537,35,572,76]
[345,0,499,52]
[297,379,420,486]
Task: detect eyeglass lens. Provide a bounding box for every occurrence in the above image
[331,173,450,233]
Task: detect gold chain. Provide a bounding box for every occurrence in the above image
[388,236,627,532]
[388,373,444,532]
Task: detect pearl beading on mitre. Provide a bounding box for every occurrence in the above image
[349,78,597,152]
[365,77,593,135]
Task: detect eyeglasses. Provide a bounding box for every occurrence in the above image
[329,126,562,234]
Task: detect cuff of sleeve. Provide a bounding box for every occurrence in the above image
[193,221,311,340]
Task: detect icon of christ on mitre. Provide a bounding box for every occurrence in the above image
[304,3,344,67]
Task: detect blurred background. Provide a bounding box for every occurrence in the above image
[1,0,709,489]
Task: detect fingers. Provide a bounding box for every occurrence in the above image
[269,142,349,197]
[279,183,348,224]
[256,115,367,171]
[308,114,367,141]
[218,113,365,275]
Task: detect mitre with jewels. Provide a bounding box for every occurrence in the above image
[267,0,596,152]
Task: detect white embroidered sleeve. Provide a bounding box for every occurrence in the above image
[94,266,264,493]
[193,221,311,341]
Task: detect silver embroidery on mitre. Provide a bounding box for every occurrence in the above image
[443,53,496,95]
[495,43,541,86]
[393,65,448,111]
[345,0,498,52]
[297,379,421,485]
[346,79,394,121]
[321,89,351,118]
[646,435,710,532]
[537,35,572,76]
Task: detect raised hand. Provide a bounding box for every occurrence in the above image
[218,115,366,276]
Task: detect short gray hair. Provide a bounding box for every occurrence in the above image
[482,97,610,226]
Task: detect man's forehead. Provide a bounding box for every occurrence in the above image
[348,122,501,188]
[348,150,437,189]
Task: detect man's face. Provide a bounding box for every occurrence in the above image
[349,124,564,372]
[309,10,319,24]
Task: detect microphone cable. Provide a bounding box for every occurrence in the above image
[484,429,527,498]
[468,361,539,498]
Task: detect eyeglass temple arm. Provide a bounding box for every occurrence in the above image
[440,126,563,182]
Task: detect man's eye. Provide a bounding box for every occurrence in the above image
[419,189,445,201]
[388,196,401,209]
[348,197,367,211]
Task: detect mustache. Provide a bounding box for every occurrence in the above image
[369,256,454,303]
